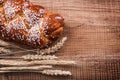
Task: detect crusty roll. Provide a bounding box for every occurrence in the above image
[0,0,64,48]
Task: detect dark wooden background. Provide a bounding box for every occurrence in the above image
[0,0,120,80]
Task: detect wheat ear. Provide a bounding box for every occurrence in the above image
[41,69,72,76]
[0,69,72,76]
[22,54,58,60]
[0,65,52,71]
[0,55,58,60]
[0,37,67,55]
[0,60,75,66]
[31,60,75,65]
[37,37,67,55]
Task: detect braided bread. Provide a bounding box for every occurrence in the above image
[0,0,64,48]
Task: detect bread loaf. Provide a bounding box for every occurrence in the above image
[0,0,64,48]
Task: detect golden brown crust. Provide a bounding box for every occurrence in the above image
[0,0,64,48]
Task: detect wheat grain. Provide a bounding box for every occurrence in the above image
[0,60,75,66]
[0,65,52,71]
[37,37,67,55]
[22,54,58,60]
[41,69,72,76]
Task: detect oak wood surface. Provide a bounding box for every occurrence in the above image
[0,0,120,80]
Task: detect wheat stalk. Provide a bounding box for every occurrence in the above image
[0,60,75,66]
[0,60,31,66]
[0,40,10,47]
[37,37,67,55]
[0,65,52,71]
[22,54,58,60]
[41,69,72,76]
[0,39,23,49]
[0,47,13,55]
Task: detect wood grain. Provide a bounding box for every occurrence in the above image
[0,0,120,80]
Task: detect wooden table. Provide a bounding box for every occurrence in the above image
[0,0,120,80]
